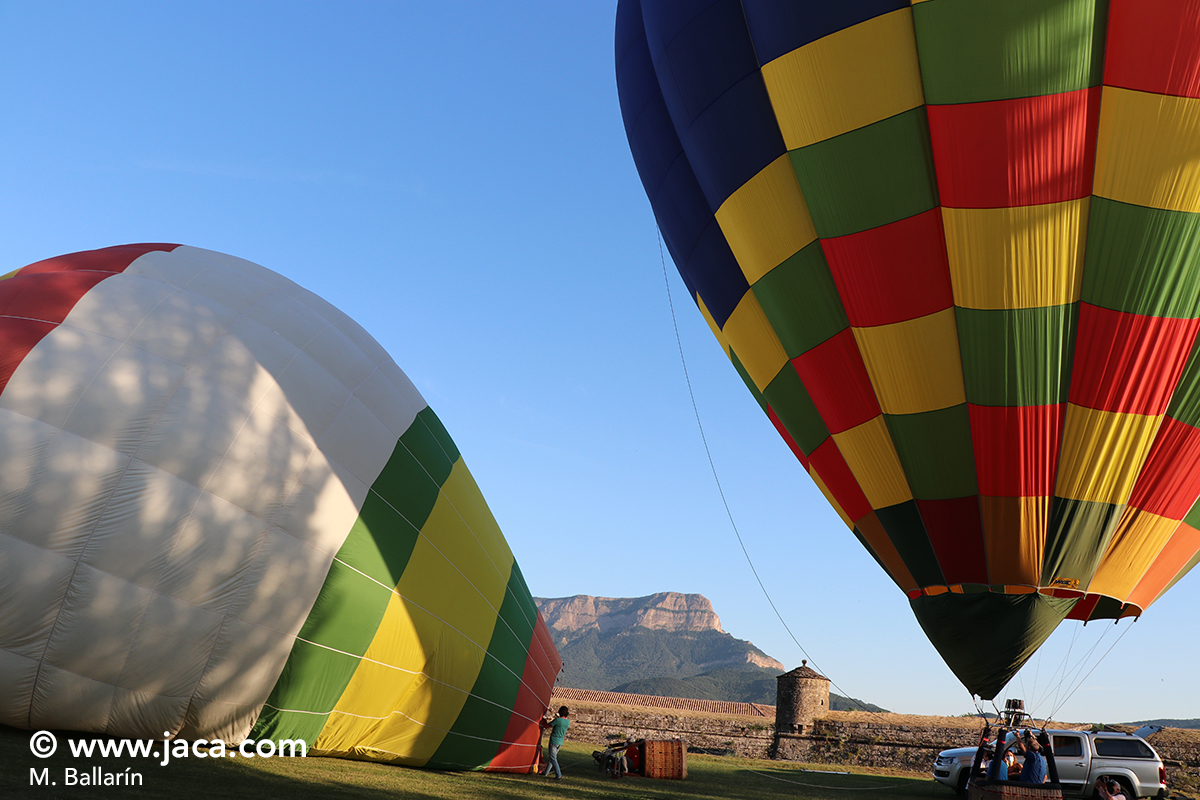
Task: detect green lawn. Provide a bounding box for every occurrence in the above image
[1,725,950,800]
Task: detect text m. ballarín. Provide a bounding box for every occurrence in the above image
[30,767,144,786]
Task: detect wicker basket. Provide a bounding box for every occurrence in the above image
[968,781,1063,800]
[642,739,687,780]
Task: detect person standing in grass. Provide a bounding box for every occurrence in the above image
[540,706,570,779]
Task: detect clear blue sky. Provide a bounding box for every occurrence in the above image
[2,2,1195,725]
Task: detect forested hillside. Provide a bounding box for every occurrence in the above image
[536,593,887,711]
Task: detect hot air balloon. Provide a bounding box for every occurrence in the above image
[616,0,1200,699]
[0,244,561,770]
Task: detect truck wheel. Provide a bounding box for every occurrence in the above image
[956,772,970,797]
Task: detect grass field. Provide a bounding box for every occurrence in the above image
[1,725,949,800]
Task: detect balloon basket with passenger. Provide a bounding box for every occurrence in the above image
[965,704,1062,800]
[593,738,686,780]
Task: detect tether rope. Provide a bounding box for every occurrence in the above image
[1026,620,1116,724]
[657,231,888,722]
[743,767,906,791]
[554,753,907,791]
[1037,623,1090,719]
[1041,623,1084,715]
[1044,618,1136,723]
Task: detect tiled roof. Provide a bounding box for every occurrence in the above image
[551,687,775,718]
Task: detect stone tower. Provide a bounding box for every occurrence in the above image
[775,660,830,735]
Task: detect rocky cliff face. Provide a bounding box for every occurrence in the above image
[536,592,723,636]
[534,592,784,673]
[739,650,785,670]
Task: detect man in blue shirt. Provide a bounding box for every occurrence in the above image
[1017,736,1047,784]
[540,706,570,779]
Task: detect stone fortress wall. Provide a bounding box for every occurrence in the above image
[553,687,985,772]
[551,667,1200,782]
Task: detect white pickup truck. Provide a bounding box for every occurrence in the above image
[932,728,1168,798]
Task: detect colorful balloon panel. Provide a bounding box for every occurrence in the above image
[617,0,1200,698]
[0,245,560,769]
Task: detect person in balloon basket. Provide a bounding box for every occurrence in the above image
[540,706,570,779]
[1002,749,1017,779]
[1094,776,1127,800]
[980,743,1017,781]
[989,748,1018,781]
[612,735,642,779]
[1016,733,1047,784]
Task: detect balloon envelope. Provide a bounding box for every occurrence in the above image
[0,244,560,770]
[616,0,1200,699]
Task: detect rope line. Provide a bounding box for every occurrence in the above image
[1046,618,1136,722]
[657,231,884,722]
[1021,632,1044,715]
[548,754,908,791]
[743,767,907,791]
[1035,621,1117,723]
[1042,623,1084,717]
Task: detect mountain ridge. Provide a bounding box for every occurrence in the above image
[536,592,785,676]
[535,592,887,712]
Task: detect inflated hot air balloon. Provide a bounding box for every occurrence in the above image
[616,0,1200,699]
[0,244,560,770]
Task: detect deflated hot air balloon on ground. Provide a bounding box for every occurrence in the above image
[0,244,560,770]
[617,0,1200,699]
